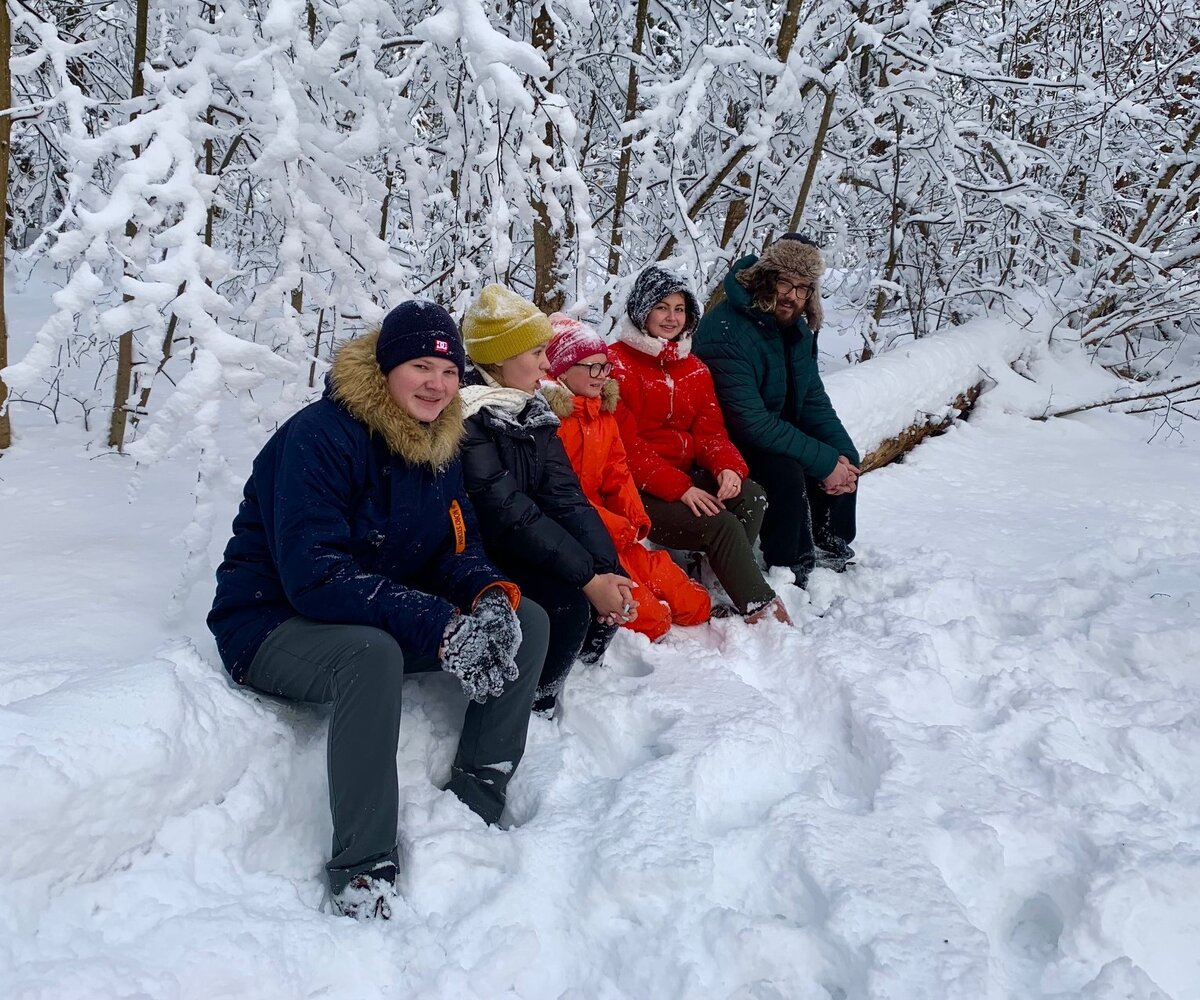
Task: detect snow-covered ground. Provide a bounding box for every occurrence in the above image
[3,312,1199,998]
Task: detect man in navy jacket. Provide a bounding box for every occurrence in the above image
[209,301,549,919]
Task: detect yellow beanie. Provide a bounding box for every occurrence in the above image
[461,284,554,366]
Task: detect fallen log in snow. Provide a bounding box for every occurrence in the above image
[823,320,1035,472]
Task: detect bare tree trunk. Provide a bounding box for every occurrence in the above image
[531,3,563,312]
[776,0,803,62]
[866,112,905,360]
[716,102,750,249]
[309,308,326,388]
[379,162,395,242]
[604,0,650,303]
[108,0,150,451]
[0,0,11,452]
[788,84,837,233]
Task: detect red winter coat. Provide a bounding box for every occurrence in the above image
[545,380,710,639]
[608,322,749,502]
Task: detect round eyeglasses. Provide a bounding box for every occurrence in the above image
[571,361,614,378]
[775,278,813,298]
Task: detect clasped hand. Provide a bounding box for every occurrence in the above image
[821,455,860,495]
[583,572,639,626]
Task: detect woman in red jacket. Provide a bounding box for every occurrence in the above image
[610,266,791,625]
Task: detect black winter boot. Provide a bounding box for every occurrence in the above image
[578,617,619,666]
[815,536,855,573]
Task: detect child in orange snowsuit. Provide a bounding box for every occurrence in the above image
[544,314,710,641]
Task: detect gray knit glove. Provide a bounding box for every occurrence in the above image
[440,589,522,702]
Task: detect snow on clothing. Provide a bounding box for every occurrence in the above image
[461,283,555,366]
[207,329,545,896]
[544,380,710,641]
[545,312,608,379]
[460,371,623,701]
[694,254,859,571]
[610,267,776,616]
[624,264,702,337]
[208,332,515,685]
[241,602,547,894]
[608,321,749,502]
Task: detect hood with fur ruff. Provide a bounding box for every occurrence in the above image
[328,330,464,471]
[542,378,619,419]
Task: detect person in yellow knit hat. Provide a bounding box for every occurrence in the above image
[458,284,639,717]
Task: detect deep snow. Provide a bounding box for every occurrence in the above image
[2,309,1199,999]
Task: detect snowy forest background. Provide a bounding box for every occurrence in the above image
[4,4,1200,996]
[1,0,1198,462]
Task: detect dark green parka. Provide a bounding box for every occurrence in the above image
[693,256,858,480]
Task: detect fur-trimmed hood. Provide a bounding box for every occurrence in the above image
[327,330,464,471]
[542,378,619,419]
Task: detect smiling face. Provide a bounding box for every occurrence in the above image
[558,353,610,399]
[770,270,813,326]
[643,292,689,340]
[496,343,551,393]
[386,356,461,422]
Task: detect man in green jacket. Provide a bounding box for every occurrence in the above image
[694,234,860,588]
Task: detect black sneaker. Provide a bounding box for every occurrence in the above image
[532,694,558,719]
[332,862,396,920]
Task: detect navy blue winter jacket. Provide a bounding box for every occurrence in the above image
[207,333,510,683]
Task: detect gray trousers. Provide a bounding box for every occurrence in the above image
[243,599,549,893]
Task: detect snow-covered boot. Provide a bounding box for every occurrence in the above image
[578,617,619,666]
[332,861,397,920]
[815,536,855,573]
[532,693,558,719]
[787,558,816,590]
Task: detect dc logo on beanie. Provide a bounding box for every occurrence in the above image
[434,339,449,353]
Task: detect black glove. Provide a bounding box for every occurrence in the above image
[440,589,522,703]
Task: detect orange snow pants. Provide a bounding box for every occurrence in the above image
[619,542,711,641]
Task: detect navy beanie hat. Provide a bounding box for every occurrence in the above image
[375,300,466,377]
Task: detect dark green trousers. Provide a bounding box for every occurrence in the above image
[640,472,776,614]
[243,599,549,893]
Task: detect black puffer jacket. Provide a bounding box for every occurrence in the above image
[459,375,620,588]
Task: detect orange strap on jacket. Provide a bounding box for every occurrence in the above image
[448,500,467,554]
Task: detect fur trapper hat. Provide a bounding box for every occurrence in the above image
[735,233,826,330]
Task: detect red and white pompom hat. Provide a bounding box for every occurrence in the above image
[546,313,609,379]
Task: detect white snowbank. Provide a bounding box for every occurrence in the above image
[824,318,1037,456]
